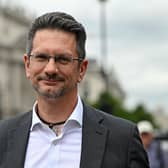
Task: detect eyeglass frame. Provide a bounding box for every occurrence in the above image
[28,53,83,67]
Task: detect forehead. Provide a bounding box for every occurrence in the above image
[32,29,77,55]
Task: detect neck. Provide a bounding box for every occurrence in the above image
[36,110,66,128]
[36,93,78,123]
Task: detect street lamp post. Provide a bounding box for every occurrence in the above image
[99,0,108,68]
[98,0,109,90]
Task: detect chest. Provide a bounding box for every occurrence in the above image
[24,125,82,168]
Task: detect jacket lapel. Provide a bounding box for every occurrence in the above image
[6,112,32,168]
[80,104,108,168]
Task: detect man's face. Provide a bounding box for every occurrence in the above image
[24,29,88,99]
[140,132,153,149]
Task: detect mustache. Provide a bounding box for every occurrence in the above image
[37,74,65,81]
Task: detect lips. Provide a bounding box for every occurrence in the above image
[37,75,65,82]
[43,80,59,85]
[39,80,63,88]
[36,75,65,86]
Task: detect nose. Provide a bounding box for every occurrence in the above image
[44,58,59,74]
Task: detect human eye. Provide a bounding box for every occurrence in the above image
[34,54,48,62]
[56,55,72,65]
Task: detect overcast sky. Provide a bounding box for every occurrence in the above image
[2,0,168,113]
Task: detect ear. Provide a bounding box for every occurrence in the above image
[77,59,88,83]
[23,54,31,79]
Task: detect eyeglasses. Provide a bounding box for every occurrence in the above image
[29,53,83,67]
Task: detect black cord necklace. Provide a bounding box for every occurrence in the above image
[37,111,66,129]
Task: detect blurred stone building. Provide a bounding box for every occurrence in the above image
[153,107,168,130]
[0,5,35,118]
[0,5,125,119]
[79,59,125,103]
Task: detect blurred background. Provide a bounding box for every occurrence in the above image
[0,0,167,131]
[1,1,168,166]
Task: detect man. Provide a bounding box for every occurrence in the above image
[0,12,149,168]
[138,120,165,168]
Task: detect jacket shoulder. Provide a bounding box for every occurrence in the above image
[85,103,136,130]
[0,111,32,135]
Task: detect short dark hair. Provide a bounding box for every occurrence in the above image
[26,12,86,59]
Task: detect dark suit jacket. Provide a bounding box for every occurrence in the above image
[0,103,149,168]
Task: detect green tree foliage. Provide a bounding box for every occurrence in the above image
[91,91,156,126]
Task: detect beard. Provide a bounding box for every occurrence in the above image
[33,73,67,99]
[33,83,66,99]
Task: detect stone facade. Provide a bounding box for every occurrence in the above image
[0,6,35,118]
[79,59,125,103]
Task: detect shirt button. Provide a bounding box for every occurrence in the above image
[52,139,57,145]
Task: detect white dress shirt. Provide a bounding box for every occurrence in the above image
[24,96,83,168]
